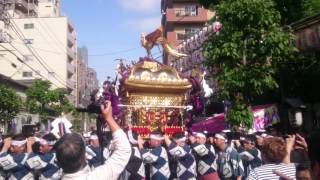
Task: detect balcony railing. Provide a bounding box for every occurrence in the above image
[175,9,198,17]
[67,32,75,46]
[15,0,28,11]
[166,8,208,23]
[67,47,76,60]
[177,33,194,40]
[67,62,75,74]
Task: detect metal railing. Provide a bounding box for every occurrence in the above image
[175,9,198,17]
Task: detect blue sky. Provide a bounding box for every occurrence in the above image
[61,0,162,83]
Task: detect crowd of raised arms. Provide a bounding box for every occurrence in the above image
[0,101,319,180]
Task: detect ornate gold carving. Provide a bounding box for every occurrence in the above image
[141,61,159,72]
[126,93,185,107]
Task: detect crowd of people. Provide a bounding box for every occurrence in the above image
[0,101,319,180]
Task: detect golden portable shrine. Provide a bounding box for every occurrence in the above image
[119,57,192,135]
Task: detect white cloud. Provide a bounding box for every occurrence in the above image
[119,0,160,13]
[124,16,161,33]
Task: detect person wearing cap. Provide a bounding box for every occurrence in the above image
[164,132,197,180]
[26,133,62,180]
[85,131,106,168]
[0,134,34,179]
[236,135,262,178]
[138,131,170,180]
[214,133,244,180]
[191,132,219,180]
[123,128,145,180]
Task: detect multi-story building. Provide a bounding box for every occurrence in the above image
[77,46,88,107]
[77,46,99,108]
[0,0,78,106]
[38,0,60,18]
[86,67,99,103]
[161,0,214,64]
[3,0,38,18]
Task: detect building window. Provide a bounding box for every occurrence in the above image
[177,33,187,40]
[185,5,198,16]
[48,72,55,79]
[22,71,33,77]
[23,39,34,44]
[185,27,199,36]
[24,23,34,29]
[23,55,33,62]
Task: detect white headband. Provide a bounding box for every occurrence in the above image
[150,134,164,141]
[40,139,56,146]
[195,133,206,138]
[256,133,268,138]
[11,139,27,146]
[174,137,186,142]
[127,130,138,145]
[215,134,226,141]
[90,135,98,140]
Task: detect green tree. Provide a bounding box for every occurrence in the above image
[203,0,296,128]
[200,0,320,25]
[273,0,320,25]
[0,85,22,122]
[26,79,75,120]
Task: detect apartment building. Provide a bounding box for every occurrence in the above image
[161,0,214,64]
[86,67,99,102]
[77,47,100,109]
[38,0,60,17]
[3,0,38,18]
[0,0,79,106]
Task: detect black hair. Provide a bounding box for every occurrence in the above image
[172,132,185,140]
[55,133,86,173]
[130,131,138,141]
[42,133,57,142]
[90,131,97,136]
[12,134,26,141]
[150,130,163,136]
[245,134,257,144]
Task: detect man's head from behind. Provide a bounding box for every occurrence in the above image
[261,137,287,164]
[55,133,86,174]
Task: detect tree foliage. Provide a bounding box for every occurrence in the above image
[0,85,22,122]
[199,0,320,25]
[26,79,75,120]
[203,0,296,128]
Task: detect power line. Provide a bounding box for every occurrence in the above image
[36,17,69,55]
[32,18,67,56]
[11,40,143,57]
[89,46,141,57]
[8,18,69,84]
[8,21,72,88]
[8,41,68,88]
[0,44,62,88]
